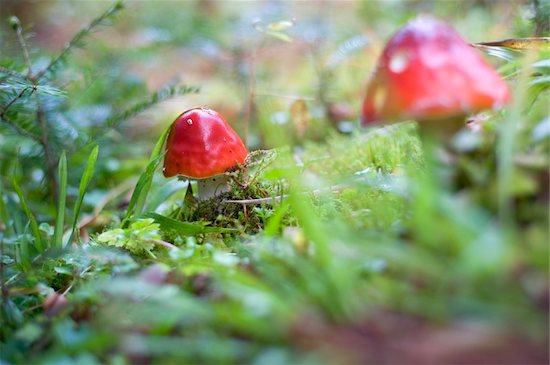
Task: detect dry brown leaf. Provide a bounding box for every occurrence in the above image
[475,37,550,51]
[289,99,310,139]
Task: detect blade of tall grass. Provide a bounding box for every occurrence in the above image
[497,53,536,225]
[68,145,99,246]
[53,151,67,249]
[264,202,289,236]
[144,179,184,213]
[12,178,43,254]
[0,182,15,237]
[287,181,330,267]
[259,109,331,265]
[123,125,171,225]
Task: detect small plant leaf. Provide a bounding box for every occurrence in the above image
[96,218,159,256]
[132,124,172,217]
[12,178,43,253]
[69,145,99,246]
[53,151,67,249]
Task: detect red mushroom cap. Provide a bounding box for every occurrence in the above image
[163,108,248,179]
[362,16,510,125]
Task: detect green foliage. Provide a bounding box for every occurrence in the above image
[95,218,160,257]
[68,146,99,246]
[0,0,199,262]
[1,2,549,365]
[123,126,171,225]
[144,212,236,237]
[53,152,67,249]
[11,177,43,257]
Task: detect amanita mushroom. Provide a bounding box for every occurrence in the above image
[361,16,510,136]
[163,108,248,200]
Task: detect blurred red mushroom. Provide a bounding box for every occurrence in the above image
[362,16,510,136]
[163,108,248,200]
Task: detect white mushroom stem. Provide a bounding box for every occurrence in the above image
[196,174,231,200]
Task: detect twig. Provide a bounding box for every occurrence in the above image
[145,238,179,251]
[0,65,27,79]
[224,195,286,205]
[13,19,33,77]
[223,183,350,205]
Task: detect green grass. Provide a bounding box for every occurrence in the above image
[0,1,548,364]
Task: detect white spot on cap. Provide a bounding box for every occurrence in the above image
[389,50,410,73]
[187,119,193,125]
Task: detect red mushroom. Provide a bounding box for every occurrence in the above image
[163,108,248,200]
[362,16,510,136]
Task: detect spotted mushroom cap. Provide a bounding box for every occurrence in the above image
[163,108,248,179]
[362,16,510,125]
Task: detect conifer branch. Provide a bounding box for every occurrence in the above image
[0,114,40,141]
[105,84,200,128]
[0,66,27,80]
[34,1,124,81]
[1,86,35,116]
[0,86,40,140]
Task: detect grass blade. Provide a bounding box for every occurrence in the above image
[497,53,535,225]
[124,124,171,225]
[123,154,164,226]
[0,182,15,237]
[69,145,99,246]
[12,178,43,253]
[144,179,184,213]
[53,151,67,249]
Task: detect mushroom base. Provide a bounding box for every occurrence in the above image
[197,175,231,201]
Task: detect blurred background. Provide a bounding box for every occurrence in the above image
[1,0,532,149]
